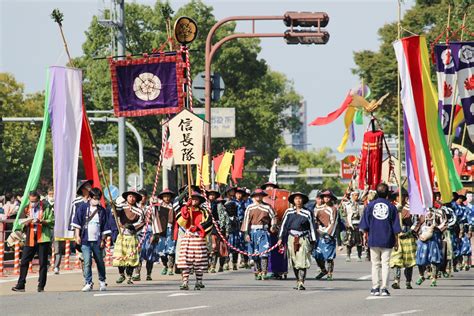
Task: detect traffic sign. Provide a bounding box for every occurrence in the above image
[192,72,225,103]
[104,185,119,202]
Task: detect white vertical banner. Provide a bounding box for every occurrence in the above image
[168,109,204,165]
[48,66,83,239]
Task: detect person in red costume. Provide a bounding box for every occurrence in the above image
[176,191,213,290]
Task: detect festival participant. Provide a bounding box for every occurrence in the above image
[414,207,446,287]
[156,189,177,276]
[242,189,277,280]
[207,189,229,273]
[313,190,338,280]
[439,205,457,277]
[72,188,111,291]
[176,192,213,290]
[389,189,417,290]
[234,187,250,269]
[113,190,145,285]
[261,182,279,190]
[451,193,466,271]
[132,189,150,281]
[12,191,54,292]
[225,199,242,270]
[360,183,401,296]
[278,192,316,290]
[342,190,364,262]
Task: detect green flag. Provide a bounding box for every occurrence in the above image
[13,73,51,231]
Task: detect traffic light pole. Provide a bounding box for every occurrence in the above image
[204,13,329,161]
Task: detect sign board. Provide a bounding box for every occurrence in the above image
[192,72,225,103]
[340,155,357,179]
[104,185,119,202]
[96,144,117,157]
[168,109,204,165]
[193,108,235,138]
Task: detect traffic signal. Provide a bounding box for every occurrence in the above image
[283,11,329,28]
[284,30,330,45]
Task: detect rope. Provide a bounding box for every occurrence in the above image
[182,46,193,111]
[196,166,279,257]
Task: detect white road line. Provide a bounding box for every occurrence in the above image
[357,274,372,280]
[168,293,197,297]
[366,296,392,300]
[94,290,177,297]
[133,305,209,315]
[382,310,422,316]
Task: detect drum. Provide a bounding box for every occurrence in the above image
[263,189,290,222]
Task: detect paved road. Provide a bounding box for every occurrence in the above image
[1,255,473,316]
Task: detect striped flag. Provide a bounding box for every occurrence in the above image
[394,36,462,205]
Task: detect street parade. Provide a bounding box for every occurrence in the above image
[0,0,473,315]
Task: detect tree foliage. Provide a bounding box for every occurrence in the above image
[353,0,473,146]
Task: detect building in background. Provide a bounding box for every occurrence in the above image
[283,100,308,151]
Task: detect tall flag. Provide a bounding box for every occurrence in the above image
[215,152,233,184]
[394,36,462,205]
[49,67,83,239]
[213,153,224,174]
[12,71,52,232]
[449,42,474,142]
[109,54,186,117]
[231,147,246,183]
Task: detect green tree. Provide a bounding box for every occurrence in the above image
[74,0,302,189]
[0,73,53,194]
[352,0,473,144]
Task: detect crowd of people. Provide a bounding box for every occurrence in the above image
[1,180,473,296]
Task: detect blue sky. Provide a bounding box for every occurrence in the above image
[0,0,413,154]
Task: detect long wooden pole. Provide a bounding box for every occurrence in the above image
[397,1,402,204]
[52,12,122,235]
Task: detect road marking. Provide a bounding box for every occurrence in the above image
[382,310,422,316]
[357,274,372,280]
[133,305,209,315]
[168,293,197,297]
[94,291,177,297]
[366,296,392,300]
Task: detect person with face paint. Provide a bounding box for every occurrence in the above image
[278,192,316,290]
[155,189,177,276]
[72,188,111,291]
[12,191,54,292]
[176,192,213,290]
[241,189,277,280]
[113,190,145,285]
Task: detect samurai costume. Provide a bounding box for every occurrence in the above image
[415,208,446,287]
[440,206,457,277]
[158,200,177,276]
[313,203,338,280]
[235,195,251,269]
[225,200,243,270]
[12,199,54,292]
[389,201,417,289]
[113,193,145,285]
[341,193,364,261]
[209,198,230,273]
[241,190,277,280]
[176,193,213,290]
[279,198,316,290]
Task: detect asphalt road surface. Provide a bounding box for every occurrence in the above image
[1,255,473,316]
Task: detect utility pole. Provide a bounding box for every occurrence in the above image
[117,0,127,192]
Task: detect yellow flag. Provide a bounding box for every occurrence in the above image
[215,152,233,184]
[337,106,356,153]
[196,154,210,186]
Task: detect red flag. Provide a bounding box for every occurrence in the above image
[231,147,246,183]
[308,91,352,126]
[80,105,104,206]
[213,153,224,174]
